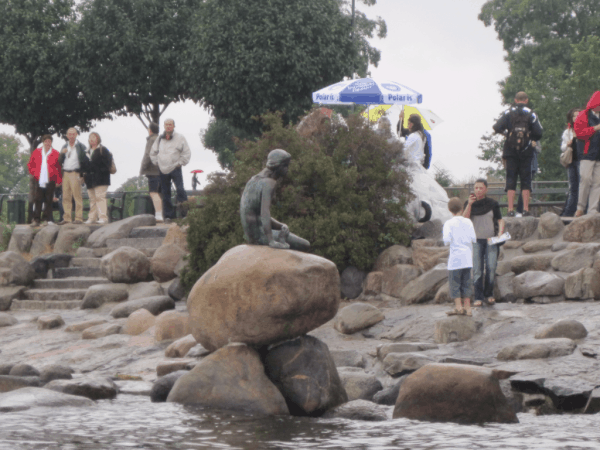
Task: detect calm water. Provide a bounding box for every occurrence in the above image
[1,395,599,450]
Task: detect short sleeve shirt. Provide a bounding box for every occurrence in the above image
[465,198,502,239]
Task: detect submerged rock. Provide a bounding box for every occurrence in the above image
[45,376,118,400]
[0,387,94,412]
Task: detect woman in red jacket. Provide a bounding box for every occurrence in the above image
[27,134,62,226]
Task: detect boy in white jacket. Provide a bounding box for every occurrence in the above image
[443,197,477,316]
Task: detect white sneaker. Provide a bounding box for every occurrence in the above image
[85,219,95,224]
[97,219,107,225]
[155,212,163,222]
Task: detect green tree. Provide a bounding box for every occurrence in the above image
[187,0,386,134]
[73,0,201,128]
[0,134,29,194]
[477,132,506,180]
[181,111,414,290]
[201,119,258,170]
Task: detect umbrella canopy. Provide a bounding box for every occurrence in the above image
[312,78,422,106]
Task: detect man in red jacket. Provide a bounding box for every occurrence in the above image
[27,134,62,226]
[574,91,600,216]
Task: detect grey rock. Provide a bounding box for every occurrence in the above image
[551,244,600,273]
[373,377,405,405]
[334,303,384,334]
[45,376,118,400]
[9,364,40,377]
[0,387,94,412]
[374,245,413,271]
[433,282,450,303]
[380,264,422,298]
[508,375,545,394]
[167,277,186,301]
[504,216,538,240]
[127,281,164,300]
[53,224,91,254]
[81,283,129,309]
[8,226,34,253]
[584,388,600,414]
[531,295,565,304]
[521,240,555,254]
[322,399,388,421]
[382,352,435,377]
[29,224,60,257]
[150,370,189,402]
[538,212,564,239]
[411,219,443,241]
[552,242,570,252]
[39,365,74,383]
[40,253,74,270]
[82,322,122,339]
[510,254,554,275]
[534,319,588,340]
[544,378,595,411]
[399,263,448,304]
[434,316,479,344]
[0,251,36,286]
[564,268,600,300]
[110,296,175,318]
[513,271,564,298]
[165,334,197,358]
[337,368,383,401]
[151,244,186,283]
[185,343,211,358]
[86,214,156,248]
[0,312,18,327]
[340,266,366,300]
[37,314,64,330]
[330,350,366,368]
[497,338,577,361]
[0,286,25,311]
[499,379,523,414]
[494,272,515,303]
[377,342,438,361]
[101,247,151,283]
[0,364,13,375]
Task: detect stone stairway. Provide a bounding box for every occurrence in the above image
[11,225,169,311]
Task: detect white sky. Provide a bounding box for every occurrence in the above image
[0,0,508,191]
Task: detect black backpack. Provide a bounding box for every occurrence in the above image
[507,107,532,153]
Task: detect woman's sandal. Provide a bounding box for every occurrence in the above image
[473,300,482,307]
[446,308,464,316]
[486,298,496,305]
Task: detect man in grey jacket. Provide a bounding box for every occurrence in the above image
[150,118,191,221]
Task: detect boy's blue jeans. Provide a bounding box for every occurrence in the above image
[473,239,499,301]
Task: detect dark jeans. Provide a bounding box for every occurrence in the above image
[562,161,580,217]
[33,181,56,222]
[516,171,535,214]
[159,166,187,219]
[473,239,499,301]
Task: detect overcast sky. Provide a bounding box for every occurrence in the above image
[0,0,508,191]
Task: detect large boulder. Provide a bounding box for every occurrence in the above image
[333,303,384,334]
[534,319,588,340]
[86,214,156,248]
[264,335,347,416]
[551,245,600,273]
[154,310,190,342]
[45,376,118,400]
[340,266,366,299]
[7,226,34,253]
[187,245,340,352]
[0,286,25,311]
[0,387,94,412]
[399,264,448,304]
[81,283,129,309]
[167,343,289,415]
[434,316,479,343]
[150,243,186,283]
[565,268,600,299]
[497,338,577,361]
[373,245,413,271]
[110,296,175,318]
[29,224,60,257]
[513,271,565,299]
[504,216,538,240]
[538,212,564,239]
[564,214,600,242]
[510,254,554,274]
[380,264,422,298]
[53,224,91,254]
[0,251,36,286]
[393,364,519,424]
[122,308,156,336]
[101,247,151,283]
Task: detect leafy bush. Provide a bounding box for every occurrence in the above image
[181,111,414,290]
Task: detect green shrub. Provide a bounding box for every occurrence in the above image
[181,111,414,290]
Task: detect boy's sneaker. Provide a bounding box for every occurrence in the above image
[522,210,532,217]
[507,210,516,217]
[155,212,163,222]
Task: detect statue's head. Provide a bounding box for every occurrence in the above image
[266,149,291,177]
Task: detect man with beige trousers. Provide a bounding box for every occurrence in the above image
[58,128,89,224]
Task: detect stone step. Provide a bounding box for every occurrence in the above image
[33,277,109,290]
[23,288,88,301]
[53,267,103,278]
[70,257,102,268]
[130,226,169,239]
[76,246,157,258]
[106,237,165,250]
[11,299,83,311]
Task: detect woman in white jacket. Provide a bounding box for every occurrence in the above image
[400,113,426,166]
[561,108,582,217]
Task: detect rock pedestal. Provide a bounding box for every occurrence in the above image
[187,245,340,351]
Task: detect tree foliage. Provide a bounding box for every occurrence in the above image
[201,119,258,170]
[0,134,29,195]
[73,0,201,127]
[181,111,413,289]
[479,0,600,181]
[188,0,386,133]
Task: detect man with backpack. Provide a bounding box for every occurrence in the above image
[493,91,544,217]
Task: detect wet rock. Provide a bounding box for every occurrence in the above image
[383,353,435,377]
[86,214,156,248]
[340,266,366,300]
[509,374,546,394]
[156,360,196,377]
[122,309,156,336]
[154,310,190,342]
[334,303,384,335]
[81,283,128,309]
[101,247,151,283]
[393,363,518,424]
[322,399,388,421]
[584,388,600,414]
[564,268,600,299]
[165,334,197,358]
[188,245,340,352]
[264,335,347,416]
[504,216,538,240]
[521,239,555,254]
[128,281,164,300]
[373,377,405,405]
[0,387,94,412]
[373,245,413,271]
[412,246,449,272]
[538,212,564,239]
[534,319,588,340]
[494,272,515,303]
[513,271,564,299]
[114,380,152,396]
[185,344,210,358]
[337,368,382,401]
[399,263,448,304]
[0,376,40,393]
[53,224,91,254]
[151,243,186,283]
[29,224,60,257]
[37,314,64,330]
[167,277,186,301]
[497,338,576,361]
[150,370,189,403]
[39,365,74,383]
[8,226,34,253]
[377,343,438,361]
[45,376,118,400]
[82,323,122,339]
[551,245,600,273]
[110,296,175,319]
[9,364,40,377]
[65,319,108,332]
[563,214,600,242]
[167,344,289,415]
[0,252,36,286]
[0,312,18,327]
[434,316,479,344]
[380,265,422,298]
[0,364,13,375]
[330,350,366,368]
[510,254,554,274]
[544,378,595,411]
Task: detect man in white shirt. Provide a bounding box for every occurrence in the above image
[58,128,89,224]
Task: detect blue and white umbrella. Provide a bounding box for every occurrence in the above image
[312,78,423,105]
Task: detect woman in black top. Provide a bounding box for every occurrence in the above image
[84,132,113,224]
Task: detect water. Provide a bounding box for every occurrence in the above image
[1,395,600,450]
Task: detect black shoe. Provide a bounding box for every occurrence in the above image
[507,210,516,217]
[522,210,532,217]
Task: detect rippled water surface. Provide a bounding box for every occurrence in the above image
[1,395,600,450]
